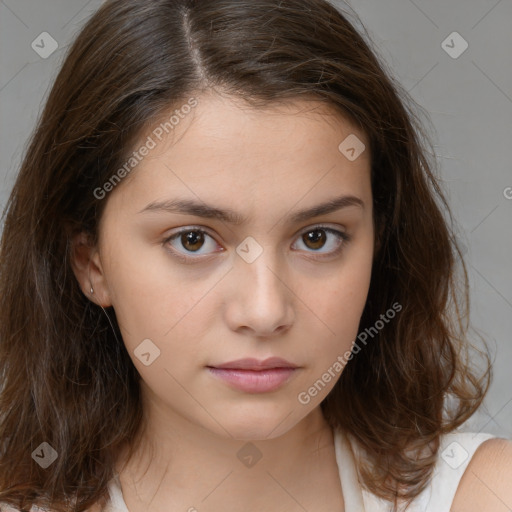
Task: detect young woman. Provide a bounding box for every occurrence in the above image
[0,0,510,511]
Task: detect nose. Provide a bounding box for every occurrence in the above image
[224,250,295,338]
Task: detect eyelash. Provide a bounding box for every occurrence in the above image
[162,224,351,264]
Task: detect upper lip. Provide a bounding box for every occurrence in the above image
[208,357,298,370]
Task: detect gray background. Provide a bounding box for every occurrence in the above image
[0,0,511,438]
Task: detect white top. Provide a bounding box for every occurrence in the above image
[0,429,496,512]
[105,429,496,512]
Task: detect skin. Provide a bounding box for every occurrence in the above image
[451,438,512,512]
[71,91,512,512]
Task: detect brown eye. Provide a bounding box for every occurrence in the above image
[180,230,205,252]
[164,228,219,259]
[302,229,327,251]
[292,226,350,258]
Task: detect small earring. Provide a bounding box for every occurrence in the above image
[90,285,94,294]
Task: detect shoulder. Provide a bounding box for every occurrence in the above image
[452,437,512,512]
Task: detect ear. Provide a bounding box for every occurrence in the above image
[70,231,113,307]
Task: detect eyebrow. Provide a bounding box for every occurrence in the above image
[138,194,364,225]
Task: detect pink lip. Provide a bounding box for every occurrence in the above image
[210,357,298,370]
[207,357,299,393]
[207,367,297,393]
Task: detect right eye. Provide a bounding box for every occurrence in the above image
[163,227,222,262]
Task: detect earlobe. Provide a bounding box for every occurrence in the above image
[70,231,113,307]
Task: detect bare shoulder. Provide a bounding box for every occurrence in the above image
[452,437,512,512]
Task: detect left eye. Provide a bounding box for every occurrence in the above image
[292,226,349,255]
[163,225,350,261]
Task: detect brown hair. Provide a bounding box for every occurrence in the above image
[0,0,491,510]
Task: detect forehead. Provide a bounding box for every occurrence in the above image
[166,92,369,157]
[103,92,372,220]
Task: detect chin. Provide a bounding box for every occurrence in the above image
[204,406,304,441]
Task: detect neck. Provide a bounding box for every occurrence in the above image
[114,387,339,508]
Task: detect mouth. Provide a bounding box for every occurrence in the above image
[206,357,299,393]
[208,357,298,371]
[206,367,297,393]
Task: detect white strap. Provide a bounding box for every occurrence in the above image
[334,428,366,511]
[106,472,130,512]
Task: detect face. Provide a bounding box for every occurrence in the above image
[82,92,374,441]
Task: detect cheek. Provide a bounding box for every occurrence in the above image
[315,252,373,352]
[104,242,219,366]
[295,258,372,405]
[101,238,171,342]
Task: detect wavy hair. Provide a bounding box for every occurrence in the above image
[0,0,491,510]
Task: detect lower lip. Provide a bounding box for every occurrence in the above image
[207,367,297,393]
